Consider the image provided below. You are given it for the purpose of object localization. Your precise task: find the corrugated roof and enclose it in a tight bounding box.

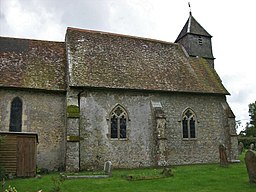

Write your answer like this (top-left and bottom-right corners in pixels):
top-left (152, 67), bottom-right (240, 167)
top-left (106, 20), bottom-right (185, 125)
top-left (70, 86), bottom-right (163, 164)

top-left (66, 27), bottom-right (229, 95)
top-left (0, 37), bottom-right (66, 91)
top-left (175, 13), bottom-right (212, 42)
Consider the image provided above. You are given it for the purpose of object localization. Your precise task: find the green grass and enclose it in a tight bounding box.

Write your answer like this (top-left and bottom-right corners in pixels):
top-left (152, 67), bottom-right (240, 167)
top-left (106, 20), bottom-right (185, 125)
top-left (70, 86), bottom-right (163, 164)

top-left (4, 153), bottom-right (256, 192)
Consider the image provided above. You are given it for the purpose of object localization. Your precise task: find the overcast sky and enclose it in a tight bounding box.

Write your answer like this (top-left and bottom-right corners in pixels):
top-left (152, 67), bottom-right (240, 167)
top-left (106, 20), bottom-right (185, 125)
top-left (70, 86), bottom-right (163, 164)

top-left (1, 0), bottom-right (255, 132)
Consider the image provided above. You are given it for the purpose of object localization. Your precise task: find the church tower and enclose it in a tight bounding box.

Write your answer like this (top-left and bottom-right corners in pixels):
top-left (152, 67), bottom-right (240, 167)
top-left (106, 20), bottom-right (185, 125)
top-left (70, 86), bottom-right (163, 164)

top-left (175, 12), bottom-right (215, 68)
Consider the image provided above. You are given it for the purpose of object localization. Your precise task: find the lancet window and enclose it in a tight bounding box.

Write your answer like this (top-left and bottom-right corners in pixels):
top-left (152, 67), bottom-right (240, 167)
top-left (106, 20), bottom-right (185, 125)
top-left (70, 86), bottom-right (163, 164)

top-left (10, 97), bottom-right (22, 132)
top-left (110, 105), bottom-right (128, 139)
top-left (182, 108), bottom-right (196, 139)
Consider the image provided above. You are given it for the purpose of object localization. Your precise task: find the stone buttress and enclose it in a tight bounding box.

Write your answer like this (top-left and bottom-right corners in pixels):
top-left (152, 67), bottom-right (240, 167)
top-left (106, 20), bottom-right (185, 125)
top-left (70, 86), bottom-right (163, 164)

top-left (151, 101), bottom-right (167, 166)
top-left (65, 89), bottom-right (81, 172)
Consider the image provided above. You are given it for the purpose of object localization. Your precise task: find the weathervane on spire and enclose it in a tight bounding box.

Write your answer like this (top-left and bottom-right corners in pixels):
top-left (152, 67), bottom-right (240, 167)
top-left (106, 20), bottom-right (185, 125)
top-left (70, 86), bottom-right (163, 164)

top-left (188, 2), bottom-right (192, 15)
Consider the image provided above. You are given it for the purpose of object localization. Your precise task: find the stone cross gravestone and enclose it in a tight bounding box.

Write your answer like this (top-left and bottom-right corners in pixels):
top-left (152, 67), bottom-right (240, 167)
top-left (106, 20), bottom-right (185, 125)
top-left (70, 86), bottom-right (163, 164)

top-left (219, 144), bottom-right (228, 167)
top-left (250, 143), bottom-right (255, 150)
top-left (238, 142), bottom-right (244, 155)
top-left (245, 150), bottom-right (256, 183)
top-left (104, 161), bottom-right (112, 176)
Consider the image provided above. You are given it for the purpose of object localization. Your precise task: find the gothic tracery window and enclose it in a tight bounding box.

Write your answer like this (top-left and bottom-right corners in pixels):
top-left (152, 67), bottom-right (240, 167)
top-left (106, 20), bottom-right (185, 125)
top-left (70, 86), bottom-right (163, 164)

top-left (182, 109), bottom-right (196, 139)
top-left (110, 105), bottom-right (128, 139)
top-left (9, 97), bottom-right (22, 132)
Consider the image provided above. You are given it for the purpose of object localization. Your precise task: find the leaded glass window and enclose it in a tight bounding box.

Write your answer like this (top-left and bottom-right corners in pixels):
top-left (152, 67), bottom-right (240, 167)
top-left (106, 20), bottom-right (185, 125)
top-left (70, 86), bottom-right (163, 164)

top-left (182, 109), bottom-right (196, 139)
top-left (110, 105), bottom-right (128, 139)
top-left (10, 97), bottom-right (22, 132)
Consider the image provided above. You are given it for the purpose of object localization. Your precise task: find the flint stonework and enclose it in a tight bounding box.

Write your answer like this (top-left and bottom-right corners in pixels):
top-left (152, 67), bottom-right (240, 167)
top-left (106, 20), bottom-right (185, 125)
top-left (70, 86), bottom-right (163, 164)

top-left (0, 90), bottom-right (65, 171)
top-left (78, 90), bottom-right (238, 169)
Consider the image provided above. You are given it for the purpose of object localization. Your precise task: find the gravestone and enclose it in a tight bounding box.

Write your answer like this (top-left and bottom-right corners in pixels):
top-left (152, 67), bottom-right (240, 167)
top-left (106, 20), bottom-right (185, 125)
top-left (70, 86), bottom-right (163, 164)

top-left (160, 167), bottom-right (173, 177)
top-left (250, 143), bottom-right (255, 150)
top-left (104, 161), bottom-right (112, 176)
top-left (238, 142), bottom-right (244, 154)
top-left (219, 144), bottom-right (228, 167)
top-left (244, 150), bottom-right (256, 183)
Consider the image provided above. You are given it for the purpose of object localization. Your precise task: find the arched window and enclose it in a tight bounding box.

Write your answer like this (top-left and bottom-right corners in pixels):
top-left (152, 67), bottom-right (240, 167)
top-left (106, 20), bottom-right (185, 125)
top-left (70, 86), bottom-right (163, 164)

top-left (9, 97), bottom-right (22, 132)
top-left (110, 105), bottom-right (128, 139)
top-left (182, 108), bottom-right (196, 139)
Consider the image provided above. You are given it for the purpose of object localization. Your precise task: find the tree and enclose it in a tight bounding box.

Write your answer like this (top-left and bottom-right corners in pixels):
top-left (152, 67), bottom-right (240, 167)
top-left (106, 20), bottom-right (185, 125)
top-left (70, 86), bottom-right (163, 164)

top-left (249, 101), bottom-right (256, 128)
top-left (241, 101), bottom-right (256, 137)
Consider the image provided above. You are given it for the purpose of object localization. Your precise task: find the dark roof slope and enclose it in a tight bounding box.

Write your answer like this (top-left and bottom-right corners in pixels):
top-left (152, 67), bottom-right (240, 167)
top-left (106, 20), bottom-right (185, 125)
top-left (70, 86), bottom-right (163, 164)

top-left (0, 37), bottom-right (66, 91)
top-left (66, 27), bottom-right (228, 95)
top-left (175, 13), bottom-right (212, 42)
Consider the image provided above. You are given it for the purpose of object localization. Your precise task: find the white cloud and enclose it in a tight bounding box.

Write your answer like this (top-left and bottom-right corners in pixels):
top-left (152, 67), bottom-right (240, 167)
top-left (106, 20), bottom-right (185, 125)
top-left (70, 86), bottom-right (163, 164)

top-left (0, 0), bottom-right (64, 40)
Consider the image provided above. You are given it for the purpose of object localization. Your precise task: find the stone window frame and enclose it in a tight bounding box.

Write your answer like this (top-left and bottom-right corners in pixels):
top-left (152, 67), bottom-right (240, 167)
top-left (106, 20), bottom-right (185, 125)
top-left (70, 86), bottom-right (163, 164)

top-left (9, 97), bottom-right (23, 132)
top-left (181, 108), bottom-right (197, 140)
top-left (109, 104), bottom-right (129, 140)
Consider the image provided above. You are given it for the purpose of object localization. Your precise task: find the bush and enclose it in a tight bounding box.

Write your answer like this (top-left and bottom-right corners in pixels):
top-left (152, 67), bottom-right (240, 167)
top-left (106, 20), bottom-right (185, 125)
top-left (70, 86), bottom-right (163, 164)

top-left (0, 166), bottom-right (6, 180)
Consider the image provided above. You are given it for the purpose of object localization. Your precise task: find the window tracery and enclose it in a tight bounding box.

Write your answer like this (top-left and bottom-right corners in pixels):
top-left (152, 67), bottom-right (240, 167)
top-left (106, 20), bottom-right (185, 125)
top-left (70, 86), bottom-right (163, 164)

top-left (110, 105), bottom-right (128, 139)
top-left (182, 108), bottom-right (196, 139)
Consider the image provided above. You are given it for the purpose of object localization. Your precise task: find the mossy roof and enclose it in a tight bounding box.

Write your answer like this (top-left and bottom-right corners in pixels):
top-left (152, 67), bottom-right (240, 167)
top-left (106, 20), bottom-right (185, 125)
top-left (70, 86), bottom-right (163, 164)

top-left (0, 36), bottom-right (66, 91)
top-left (66, 27), bottom-right (229, 95)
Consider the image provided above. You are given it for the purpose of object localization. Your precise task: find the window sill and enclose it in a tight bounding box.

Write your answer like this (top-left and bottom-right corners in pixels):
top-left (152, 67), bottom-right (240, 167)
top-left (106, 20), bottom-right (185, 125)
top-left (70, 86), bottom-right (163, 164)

top-left (110, 138), bottom-right (128, 141)
top-left (182, 138), bottom-right (197, 141)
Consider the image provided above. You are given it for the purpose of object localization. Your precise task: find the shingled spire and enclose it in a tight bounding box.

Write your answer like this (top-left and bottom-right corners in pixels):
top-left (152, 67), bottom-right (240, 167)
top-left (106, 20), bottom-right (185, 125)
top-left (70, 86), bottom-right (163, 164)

top-left (175, 11), bottom-right (215, 68)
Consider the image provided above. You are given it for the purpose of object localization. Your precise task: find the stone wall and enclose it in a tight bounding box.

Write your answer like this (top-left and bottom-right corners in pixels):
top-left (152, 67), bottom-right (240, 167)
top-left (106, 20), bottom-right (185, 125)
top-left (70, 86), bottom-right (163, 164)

top-left (79, 90), bottom-right (155, 169)
top-left (0, 87), bottom-right (237, 171)
top-left (79, 89), bottom-right (235, 169)
top-left (0, 89), bottom-right (66, 171)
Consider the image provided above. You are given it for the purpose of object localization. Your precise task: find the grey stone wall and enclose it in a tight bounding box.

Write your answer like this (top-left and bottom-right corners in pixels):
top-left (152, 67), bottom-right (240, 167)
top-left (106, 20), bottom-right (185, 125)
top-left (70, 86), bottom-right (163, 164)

top-left (0, 87), bottom-right (236, 171)
top-left (79, 89), bottom-right (235, 169)
top-left (0, 89), bottom-right (66, 171)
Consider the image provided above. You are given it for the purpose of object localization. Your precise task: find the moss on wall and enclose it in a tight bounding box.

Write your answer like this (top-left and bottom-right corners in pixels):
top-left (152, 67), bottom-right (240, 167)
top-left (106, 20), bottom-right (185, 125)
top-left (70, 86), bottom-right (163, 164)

top-left (67, 105), bottom-right (80, 118)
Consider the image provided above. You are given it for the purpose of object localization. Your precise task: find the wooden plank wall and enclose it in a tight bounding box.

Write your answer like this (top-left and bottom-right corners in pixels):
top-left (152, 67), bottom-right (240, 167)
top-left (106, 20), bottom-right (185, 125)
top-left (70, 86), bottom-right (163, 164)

top-left (0, 133), bottom-right (37, 177)
top-left (0, 134), bottom-right (17, 175)
top-left (17, 136), bottom-right (37, 177)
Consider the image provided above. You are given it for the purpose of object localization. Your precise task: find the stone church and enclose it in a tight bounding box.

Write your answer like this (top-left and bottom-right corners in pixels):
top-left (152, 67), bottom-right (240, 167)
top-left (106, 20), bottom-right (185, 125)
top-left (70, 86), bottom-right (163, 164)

top-left (0, 13), bottom-right (238, 172)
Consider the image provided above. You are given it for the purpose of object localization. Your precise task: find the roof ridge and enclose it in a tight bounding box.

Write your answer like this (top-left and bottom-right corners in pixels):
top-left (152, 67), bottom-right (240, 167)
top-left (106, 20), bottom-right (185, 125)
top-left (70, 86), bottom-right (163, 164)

top-left (66, 27), bottom-right (177, 46)
top-left (0, 36), bottom-right (64, 43)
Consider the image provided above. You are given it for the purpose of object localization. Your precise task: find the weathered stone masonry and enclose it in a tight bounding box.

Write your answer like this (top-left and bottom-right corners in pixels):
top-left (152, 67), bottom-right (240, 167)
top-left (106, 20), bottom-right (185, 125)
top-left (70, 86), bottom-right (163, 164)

top-left (77, 90), bottom-right (237, 169)
top-left (0, 89), bottom-right (66, 170)
top-left (65, 89), bottom-right (81, 172)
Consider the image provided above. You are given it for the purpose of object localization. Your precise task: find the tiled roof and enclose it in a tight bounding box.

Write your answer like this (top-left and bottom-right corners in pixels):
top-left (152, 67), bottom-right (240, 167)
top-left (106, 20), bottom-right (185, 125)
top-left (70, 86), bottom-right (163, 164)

top-left (175, 13), bottom-right (212, 42)
top-left (66, 27), bottom-right (229, 95)
top-left (0, 37), bottom-right (66, 91)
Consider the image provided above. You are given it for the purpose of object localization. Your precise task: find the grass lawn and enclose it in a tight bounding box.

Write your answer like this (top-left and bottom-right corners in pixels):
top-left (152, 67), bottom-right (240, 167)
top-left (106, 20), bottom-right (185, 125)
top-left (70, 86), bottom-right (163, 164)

top-left (4, 153), bottom-right (256, 192)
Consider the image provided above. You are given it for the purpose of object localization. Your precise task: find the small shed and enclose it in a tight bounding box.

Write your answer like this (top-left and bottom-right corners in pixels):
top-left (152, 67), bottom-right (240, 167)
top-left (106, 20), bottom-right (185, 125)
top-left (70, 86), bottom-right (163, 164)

top-left (0, 132), bottom-right (38, 177)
